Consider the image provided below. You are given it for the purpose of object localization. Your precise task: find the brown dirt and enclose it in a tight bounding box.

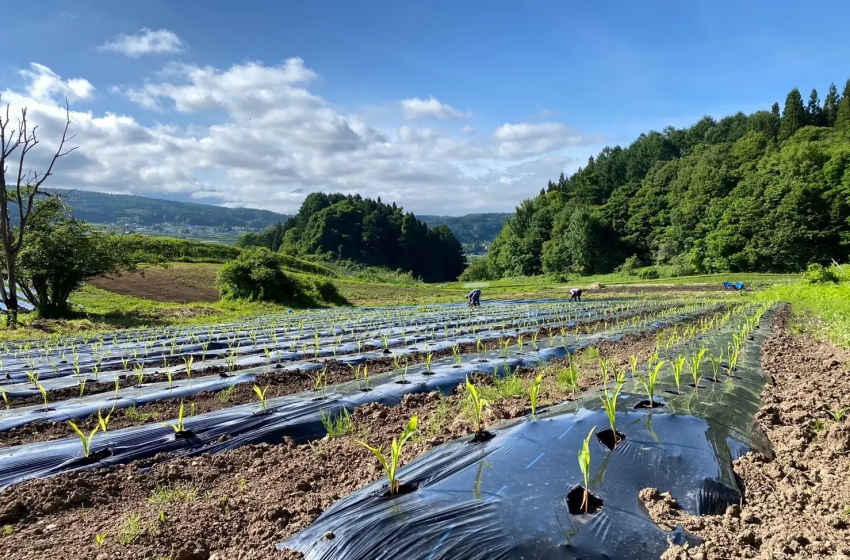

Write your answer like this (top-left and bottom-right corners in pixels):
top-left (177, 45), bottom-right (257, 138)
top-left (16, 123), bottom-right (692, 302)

top-left (640, 307), bottom-right (850, 559)
top-left (0, 319), bottom-right (708, 560)
top-left (89, 264), bottom-right (221, 304)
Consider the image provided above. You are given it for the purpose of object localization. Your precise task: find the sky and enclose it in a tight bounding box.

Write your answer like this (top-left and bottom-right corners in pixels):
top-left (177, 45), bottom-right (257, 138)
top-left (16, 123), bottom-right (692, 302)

top-left (1, 1), bottom-right (849, 216)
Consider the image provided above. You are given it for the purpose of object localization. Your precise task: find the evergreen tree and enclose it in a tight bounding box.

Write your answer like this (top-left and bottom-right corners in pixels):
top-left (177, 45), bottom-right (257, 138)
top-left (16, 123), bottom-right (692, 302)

top-left (836, 79), bottom-right (850, 133)
top-left (779, 88), bottom-right (806, 141)
top-left (823, 83), bottom-right (840, 127)
top-left (805, 88), bottom-right (824, 126)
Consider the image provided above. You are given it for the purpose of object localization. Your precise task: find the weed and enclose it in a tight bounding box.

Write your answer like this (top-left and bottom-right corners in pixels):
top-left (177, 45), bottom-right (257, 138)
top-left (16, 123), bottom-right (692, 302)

top-left (68, 422), bottom-right (99, 457)
top-left (216, 385), bottom-right (236, 404)
top-left (577, 426), bottom-right (595, 514)
top-left (320, 408), bottom-right (355, 437)
top-left (126, 406), bottom-right (158, 423)
top-left (556, 355), bottom-right (580, 397)
top-left (3, 525), bottom-right (14, 536)
top-left (310, 367), bottom-right (328, 399)
top-left (356, 415), bottom-right (418, 495)
top-left (116, 514), bottom-right (143, 545)
top-left (147, 485), bottom-right (198, 504)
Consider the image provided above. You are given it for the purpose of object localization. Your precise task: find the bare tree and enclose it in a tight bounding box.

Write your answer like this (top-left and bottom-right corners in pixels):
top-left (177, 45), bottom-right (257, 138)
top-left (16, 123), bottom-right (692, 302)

top-left (0, 96), bottom-right (77, 327)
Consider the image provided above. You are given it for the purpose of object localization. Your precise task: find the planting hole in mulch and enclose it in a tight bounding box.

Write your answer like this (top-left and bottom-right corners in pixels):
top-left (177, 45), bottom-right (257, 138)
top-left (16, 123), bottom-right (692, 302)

top-left (471, 430), bottom-right (496, 443)
top-left (664, 390), bottom-right (683, 396)
top-left (596, 429), bottom-right (626, 450)
top-left (634, 399), bottom-right (664, 409)
top-left (359, 387), bottom-right (373, 393)
top-left (687, 384), bottom-right (707, 389)
top-left (31, 407), bottom-right (56, 413)
top-left (375, 481), bottom-right (418, 498)
top-left (452, 365), bottom-right (463, 369)
top-left (394, 380), bottom-right (411, 385)
top-left (219, 373), bottom-right (231, 378)
top-left (567, 485), bottom-right (603, 515)
top-left (173, 430), bottom-right (195, 440)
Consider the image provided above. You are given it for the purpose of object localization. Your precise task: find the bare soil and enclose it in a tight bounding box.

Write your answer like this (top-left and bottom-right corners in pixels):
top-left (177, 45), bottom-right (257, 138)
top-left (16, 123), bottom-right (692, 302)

top-left (89, 264), bottom-right (221, 304)
top-left (0, 319), bottom-right (681, 560)
top-left (641, 307), bottom-right (850, 559)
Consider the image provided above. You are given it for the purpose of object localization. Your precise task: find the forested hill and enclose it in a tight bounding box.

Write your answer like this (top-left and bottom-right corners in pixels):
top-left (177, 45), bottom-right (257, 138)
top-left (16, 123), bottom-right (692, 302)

top-left (419, 213), bottom-right (511, 252)
top-left (477, 80), bottom-right (850, 279)
top-left (50, 189), bottom-right (287, 229)
top-left (237, 193), bottom-right (467, 282)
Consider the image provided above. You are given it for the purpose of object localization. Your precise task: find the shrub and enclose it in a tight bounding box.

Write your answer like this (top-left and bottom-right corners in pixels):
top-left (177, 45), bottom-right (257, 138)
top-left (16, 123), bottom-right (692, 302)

top-left (803, 263), bottom-right (841, 284)
top-left (216, 248), bottom-right (300, 303)
top-left (278, 254), bottom-right (337, 277)
top-left (637, 267), bottom-right (661, 280)
top-left (459, 257), bottom-right (496, 282)
top-left (620, 254), bottom-right (642, 276)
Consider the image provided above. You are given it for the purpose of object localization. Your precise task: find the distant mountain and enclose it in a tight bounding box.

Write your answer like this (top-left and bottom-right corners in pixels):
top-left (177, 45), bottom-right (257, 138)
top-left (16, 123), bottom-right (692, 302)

top-left (419, 213), bottom-right (511, 252)
top-left (49, 189), bottom-right (288, 229)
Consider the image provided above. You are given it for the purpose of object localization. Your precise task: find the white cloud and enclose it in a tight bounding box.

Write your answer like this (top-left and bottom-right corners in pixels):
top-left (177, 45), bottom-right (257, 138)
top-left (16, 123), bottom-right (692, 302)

top-left (19, 63), bottom-right (94, 103)
top-left (98, 28), bottom-right (185, 57)
top-left (400, 96), bottom-right (470, 120)
top-left (3, 61), bottom-right (601, 215)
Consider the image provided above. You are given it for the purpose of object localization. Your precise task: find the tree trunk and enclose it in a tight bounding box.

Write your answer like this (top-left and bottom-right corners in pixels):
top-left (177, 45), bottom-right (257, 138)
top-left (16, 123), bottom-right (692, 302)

top-left (5, 259), bottom-right (18, 328)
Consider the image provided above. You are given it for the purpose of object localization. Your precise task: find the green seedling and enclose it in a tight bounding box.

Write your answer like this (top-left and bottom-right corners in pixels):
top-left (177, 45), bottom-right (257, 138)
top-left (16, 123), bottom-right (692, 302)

top-left (0, 388), bottom-right (8, 409)
top-left (465, 376), bottom-right (488, 439)
top-left (253, 384), bottom-right (269, 413)
top-left (166, 368), bottom-right (174, 389)
top-left (516, 334), bottom-right (524, 351)
top-left (629, 355), bottom-right (638, 377)
top-left (425, 352), bottom-right (434, 373)
top-left (689, 348), bottom-right (707, 389)
top-left (161, 402), bottom-right (187, 434)
top-left (95, 533), bottom-right (107, 547)
top-left (827, 408), bottom-right (849, 422)
top-left (708, 350), bottom-right (723, 381)
top-left (311, 367), bottom-right (328, 399)
top-left (531, 332), bottom-right (539, 350)
top-left (97, 406), bottom-right (113, 432)
top-left (37, 383), bottom-right (49, 410)
top-left (600, 375), bottom-right (624, 446)
top-left (356, 414), bottom-right (418, 495)
top-left (672, 356), bottom-right (685, 394)
top-left (452, 345), bottom-right (461, 365)
top-left (635, 361), bottom-right (665, 406)
top-left (183, 356), bottom-right (194, 379)
top-left (577, 426), bottom-right (595, 514)
top-left (529, 372), bottom-right (543, 418)
top-left (78, 377), bottom-right (87, 398)
top-left (69, 422), bottom-right (99, 457)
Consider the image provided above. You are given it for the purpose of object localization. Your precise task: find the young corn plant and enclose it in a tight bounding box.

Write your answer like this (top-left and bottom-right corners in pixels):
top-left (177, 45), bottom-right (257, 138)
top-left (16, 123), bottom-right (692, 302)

top-left (689, 348), bottom-right (707, 389)
top-left (600, 375), bottom-right (624, 446)
top-left (465, 376), bottom-right (488, 440)
top-left (97, 406), bottom-right (113, 432)
top-left (529, 372), bottom-right (543, 418)
top-left (183, 356), bottom-right (194, 380)
top-left (577, 426), bottom-right (595, 514)
top-left (424, 352), bottom-right (434, 374)
top-left (311, 367), bottom-right (328, 399)
top-left (161, 402), bottom-right (187, 435)
top-left (0, 388), bottom-right (8, 409)
top-left (69, 422), bottom-right (99, 458)
top-left (672, 356), bottom-right (685, 394)
top-left (356, 415), bottom-right (418, 495)
top-left (253, 384), bottom-right (269, 413)
top-left (708, 350), bottom-right (723, 382)
top-left (37, 383), bottom-right (49, 411)
top-left (452, 345), bottom-right (461, 366)
top-left (635, 360), bottom-right (665, 407)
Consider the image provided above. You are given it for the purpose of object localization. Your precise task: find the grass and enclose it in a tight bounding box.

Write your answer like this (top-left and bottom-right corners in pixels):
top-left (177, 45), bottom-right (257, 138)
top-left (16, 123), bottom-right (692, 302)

top-left (755, 281), bottom-right (850, 347)
top-left (451, 271), bottom-right (797, 290)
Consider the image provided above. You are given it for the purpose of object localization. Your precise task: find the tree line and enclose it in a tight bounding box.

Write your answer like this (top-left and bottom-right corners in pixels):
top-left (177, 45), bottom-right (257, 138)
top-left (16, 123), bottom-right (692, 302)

top-left (238, 193), bottom-right (467, 282)
top-left (466, 80), bottom-right (850, 280)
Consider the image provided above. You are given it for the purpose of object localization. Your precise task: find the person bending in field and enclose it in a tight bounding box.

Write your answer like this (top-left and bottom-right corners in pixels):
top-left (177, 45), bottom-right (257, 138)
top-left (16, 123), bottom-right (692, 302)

top-left (467, 288), bottom-right (481, 307)
top-left (568, 288), bottom-right (582, 302)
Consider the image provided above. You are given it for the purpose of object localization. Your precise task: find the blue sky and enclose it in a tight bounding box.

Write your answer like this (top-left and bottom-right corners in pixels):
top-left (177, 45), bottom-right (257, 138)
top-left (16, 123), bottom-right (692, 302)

top-left (1, 0), bottom-right (849, 215)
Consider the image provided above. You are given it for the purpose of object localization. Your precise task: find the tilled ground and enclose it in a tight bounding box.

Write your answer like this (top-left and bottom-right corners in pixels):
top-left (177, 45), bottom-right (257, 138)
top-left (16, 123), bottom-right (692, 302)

top-left (641, 307), bottom-right (850, 559)
top-left (0, 320), bottom-right (674, 560)
top-left (0, 305), bottom-right (695, 448)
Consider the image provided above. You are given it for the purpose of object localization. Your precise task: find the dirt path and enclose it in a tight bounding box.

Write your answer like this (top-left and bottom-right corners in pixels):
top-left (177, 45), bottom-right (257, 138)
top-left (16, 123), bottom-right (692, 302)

top-left (641, 307), bottom-right (850, 559)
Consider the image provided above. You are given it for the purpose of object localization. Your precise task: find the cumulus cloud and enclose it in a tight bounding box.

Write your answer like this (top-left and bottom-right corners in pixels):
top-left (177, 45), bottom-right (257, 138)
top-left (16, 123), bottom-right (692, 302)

top-left (98, 28), bottom-right (185, 57)
top-left (3, 61), bottom-right (601, 214)
top-left (20, 63), bottom-right (94, 103)
top-left (400, 96), bottom-right (470, 120)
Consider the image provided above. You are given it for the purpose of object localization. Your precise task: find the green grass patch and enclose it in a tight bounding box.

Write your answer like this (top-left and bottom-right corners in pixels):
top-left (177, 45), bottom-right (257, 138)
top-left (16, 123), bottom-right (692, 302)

top-left (756, 281), bottom-right (850, 347)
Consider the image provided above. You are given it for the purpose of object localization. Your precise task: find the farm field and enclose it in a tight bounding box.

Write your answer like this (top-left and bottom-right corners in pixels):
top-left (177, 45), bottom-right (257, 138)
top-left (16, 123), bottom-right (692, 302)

top-left (0, 291), bottom-right (844, 559)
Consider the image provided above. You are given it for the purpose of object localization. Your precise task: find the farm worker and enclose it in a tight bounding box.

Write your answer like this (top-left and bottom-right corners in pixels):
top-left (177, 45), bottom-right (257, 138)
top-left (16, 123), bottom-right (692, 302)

top-left (568, 288), bottom-right (582, 302)
top-left (467, 289), bottom-right (481, 307)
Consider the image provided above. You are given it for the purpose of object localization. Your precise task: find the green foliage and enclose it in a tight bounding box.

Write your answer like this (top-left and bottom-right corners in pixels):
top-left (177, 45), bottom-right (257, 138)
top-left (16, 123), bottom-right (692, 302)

top-left (484, 79), bottom-right (850, 278)
top-left (120, 234), bottom-right (240, 263)
top-left (216, 247), bottom-right (344, 306)
top-left (803, 263), bottom-right (842, 284)
top-left (320, 408), bottom-right (355, 437)
top-left (356, 415), bottom-right (418, 494)
top-left (459, 257), bottom-right (497, 282)
top-left (418, 213), bottom-right (511, 254)
top-left (577, 426), bottom-right (595, 514)
top-left (249, 193), bottom-right (466, 282)
top-left (16, 201), bottom-right (140, 318)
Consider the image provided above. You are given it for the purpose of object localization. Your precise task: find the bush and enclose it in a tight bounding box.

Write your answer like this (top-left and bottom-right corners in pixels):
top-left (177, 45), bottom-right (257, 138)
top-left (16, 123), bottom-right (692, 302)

top-left (278, 253), bottom-right (337, 277)
top-left (459, 258), bottom-right (496, 282)
top-left (620, 254), bottom-right (642, 276)
top-left (802, 263), bottom-right (841, 284)
top-left (637, 267), bottom-right (661, 280)
top-left (216, 248), bottom-right (300, 303)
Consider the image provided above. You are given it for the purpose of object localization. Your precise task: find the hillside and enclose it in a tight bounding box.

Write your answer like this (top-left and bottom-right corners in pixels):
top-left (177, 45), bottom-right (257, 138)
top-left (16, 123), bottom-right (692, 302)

top-left (419, 213), bottom-right (510, 254)
top-left (238, 193), bottom-right (466, 282)
top-left (51, 189), bottom-right (287, 230)
top-left (474, 80), bottom-right (850, 280)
